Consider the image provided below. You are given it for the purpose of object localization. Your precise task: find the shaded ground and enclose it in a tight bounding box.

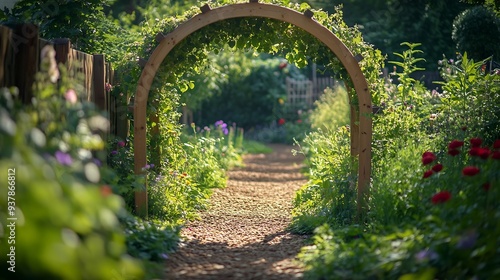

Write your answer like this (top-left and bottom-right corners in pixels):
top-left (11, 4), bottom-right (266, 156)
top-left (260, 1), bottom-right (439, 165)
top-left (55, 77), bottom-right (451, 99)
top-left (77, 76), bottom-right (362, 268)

top-left (164, 144), bottom-right (309, 279)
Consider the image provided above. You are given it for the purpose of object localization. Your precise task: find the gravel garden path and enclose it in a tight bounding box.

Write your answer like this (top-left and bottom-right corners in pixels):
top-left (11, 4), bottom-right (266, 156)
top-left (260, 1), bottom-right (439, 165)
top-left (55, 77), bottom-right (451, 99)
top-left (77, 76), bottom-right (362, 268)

top-left (164, 144), bottom-right (309, 279)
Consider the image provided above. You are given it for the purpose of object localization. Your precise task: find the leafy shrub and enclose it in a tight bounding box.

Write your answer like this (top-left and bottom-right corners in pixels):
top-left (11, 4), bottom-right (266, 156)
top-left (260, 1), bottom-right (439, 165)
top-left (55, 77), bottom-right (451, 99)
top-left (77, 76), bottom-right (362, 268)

top-left (120, 215), bottom-right (180, 262)
top-left (309, 84), bottom-right (350, 131)
top-left (435, 53), bottom-right (500, 144)
top-left (296, 43), bottom-right (500, 279)
top-left (290, 126), bottom-right (356, 234)
top-left (452, 6), bottom-right (500, 61)
top-left (300, 137), bottom-right (500, 279)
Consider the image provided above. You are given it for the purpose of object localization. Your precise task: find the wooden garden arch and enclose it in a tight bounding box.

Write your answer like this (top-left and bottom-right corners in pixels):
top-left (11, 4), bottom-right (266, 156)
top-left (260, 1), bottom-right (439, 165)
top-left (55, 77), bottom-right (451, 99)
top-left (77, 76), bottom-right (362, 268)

top-left (133, 1), bottom-right (372, 217)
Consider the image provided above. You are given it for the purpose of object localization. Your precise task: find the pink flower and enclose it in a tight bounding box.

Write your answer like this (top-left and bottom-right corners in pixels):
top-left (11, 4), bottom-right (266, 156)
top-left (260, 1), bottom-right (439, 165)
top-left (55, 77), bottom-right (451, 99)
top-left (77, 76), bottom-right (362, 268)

top-left (64, 89), bottom-right (78, 104)
top-left (431, 190), bottom-right (452, 204)
top-left (105, 83), bottom-right (113, 93)
top-left (462, 166), bottom-right (480, 176)
top-left (117, 141), bottom-right (126, 148)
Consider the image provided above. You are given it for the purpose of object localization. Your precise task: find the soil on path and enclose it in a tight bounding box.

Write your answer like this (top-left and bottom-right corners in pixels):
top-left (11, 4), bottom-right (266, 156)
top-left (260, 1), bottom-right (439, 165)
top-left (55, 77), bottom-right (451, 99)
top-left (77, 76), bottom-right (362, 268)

top-left (164, 144), bottom-right (309, 280)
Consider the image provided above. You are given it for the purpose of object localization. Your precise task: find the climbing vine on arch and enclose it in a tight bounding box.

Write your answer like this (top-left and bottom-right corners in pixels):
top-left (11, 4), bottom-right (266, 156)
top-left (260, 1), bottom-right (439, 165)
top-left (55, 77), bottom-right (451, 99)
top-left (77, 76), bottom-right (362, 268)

top-left (118, 0), bottom-right (385, 183)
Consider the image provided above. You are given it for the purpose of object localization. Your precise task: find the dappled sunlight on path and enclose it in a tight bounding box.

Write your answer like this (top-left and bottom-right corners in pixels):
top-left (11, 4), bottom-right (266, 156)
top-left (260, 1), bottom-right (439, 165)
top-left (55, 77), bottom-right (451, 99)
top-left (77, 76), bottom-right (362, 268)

top-left (164, 144), bottom-right (309, 279)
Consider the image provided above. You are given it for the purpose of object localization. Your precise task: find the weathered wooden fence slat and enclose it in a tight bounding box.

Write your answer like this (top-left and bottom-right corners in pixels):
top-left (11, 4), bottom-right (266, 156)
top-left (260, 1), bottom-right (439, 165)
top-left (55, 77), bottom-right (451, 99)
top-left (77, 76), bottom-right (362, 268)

top-left (0, 24), bottom-right (123, 162)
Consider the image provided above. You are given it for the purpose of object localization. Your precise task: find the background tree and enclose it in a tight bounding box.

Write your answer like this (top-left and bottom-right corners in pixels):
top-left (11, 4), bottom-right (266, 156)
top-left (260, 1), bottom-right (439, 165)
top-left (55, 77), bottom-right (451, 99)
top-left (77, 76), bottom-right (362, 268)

top-left (452, 6), bottom-right (500, 61)
top-left (2, 0), bottom-right (120, 55)
top-left (306, 0), bottom-right (472, 70)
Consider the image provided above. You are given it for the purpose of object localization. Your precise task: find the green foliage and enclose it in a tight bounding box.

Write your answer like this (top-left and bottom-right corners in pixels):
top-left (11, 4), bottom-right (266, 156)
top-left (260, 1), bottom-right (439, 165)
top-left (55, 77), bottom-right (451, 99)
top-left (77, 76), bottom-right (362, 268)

top-left (452, 6), bottom-right (500, 61)
top-left (2, 0), bottom-right (120, 55)
top-left (120, 215), bottom-right (180, 262)
top-left (192, 52), bottom-right (290, 129)
top-left (323, 0), bottom-right (472, 71)
top-left (435, 53), bottom-right (500, 143)
top-left (295, 41), bottom-right (500, 280)
top-left (0, 46), bottom-right (143, 279)
top-left (309, 84), bottom-right (350, 131)
top-left (301, 138), bottom-right (500, 279)
top-left (290, 126), bottom-right (356, 234)
top-left (460, 0), bottom-right (500, 13)
top-left (241, 139), bottom-right (274, 154)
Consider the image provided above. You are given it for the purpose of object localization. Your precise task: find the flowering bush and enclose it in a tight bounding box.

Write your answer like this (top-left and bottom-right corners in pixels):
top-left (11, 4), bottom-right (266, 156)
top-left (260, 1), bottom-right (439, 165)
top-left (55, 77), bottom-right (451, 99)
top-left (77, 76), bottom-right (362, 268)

top-left (0, 46), bottom-right (143, 279)
top-left (300, 137), bottom-right (500, 279)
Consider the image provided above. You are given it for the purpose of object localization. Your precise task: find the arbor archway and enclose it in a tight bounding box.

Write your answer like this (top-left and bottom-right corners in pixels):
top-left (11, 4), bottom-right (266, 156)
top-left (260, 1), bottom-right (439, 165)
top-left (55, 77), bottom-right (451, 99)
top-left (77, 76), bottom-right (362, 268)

top-left (133, 1), bottom-right (372, 217)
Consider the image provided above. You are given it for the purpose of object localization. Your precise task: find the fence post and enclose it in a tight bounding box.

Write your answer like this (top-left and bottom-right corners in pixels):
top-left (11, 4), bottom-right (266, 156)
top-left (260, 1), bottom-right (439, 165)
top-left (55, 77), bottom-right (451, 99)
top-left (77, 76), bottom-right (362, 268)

top-left (13, 24), bottom-right (39, 104)
top-left (93, 54), bottom-right (106, 111)
top-left (0, 26), bottom-right (12, 88)
top-left (53, 38), bottom-right (70, 65)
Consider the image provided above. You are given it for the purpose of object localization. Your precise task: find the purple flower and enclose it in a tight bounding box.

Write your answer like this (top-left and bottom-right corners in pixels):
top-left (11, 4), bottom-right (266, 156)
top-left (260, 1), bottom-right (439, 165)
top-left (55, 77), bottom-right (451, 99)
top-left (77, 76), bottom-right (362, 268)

top-left (150, 164), bottom-right (155, 168)
top-left (457, 231), bottom-right (478, 249)
top-left (55, 151), bottom-right (72, 166)
top-left (222, 128), bottom-right (229, 135)
top-left (415, 249), bottom-right (438, 262)
top-left (215, 120), bottom-right (224, 127)
top-left (111, 150), bottom-right (118, 156)
top-left (160, 253), bottom-right (168, 260)
top-left (92, 158), bottom-right (102, 166)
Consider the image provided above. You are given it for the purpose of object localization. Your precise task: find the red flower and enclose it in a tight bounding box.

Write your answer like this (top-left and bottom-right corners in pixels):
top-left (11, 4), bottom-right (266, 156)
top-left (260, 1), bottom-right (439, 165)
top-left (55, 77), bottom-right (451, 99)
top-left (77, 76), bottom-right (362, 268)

top-left (477, 148), bottom-right (490, 159)
top-left (423, 170), bottom-right (433, 178)
top-left (432, 164), bottom-right (443, 173)
top-left (469, 147), bottom-right (479, 157)
top-left (493, 139), bottom-right (500, 150)
top-left (431, 190), bottom-right (452, 204)
top-left (462, 166), bottom-right (480, 176)
top-left (448, 140), bottom-right (464, 149)
top-left (296, 119), bottom-right (302, 124)
top-left (279, 62), bottom-right (288, 69)
top-left (278, 118), bottom-right (286, 125)
top-left (469, 138), bottom-right (482, 148)
top-left (492, 151), bottom-right (500, 160)
top-left (100, 185), bottom-right (113, 197)
top-left (448, 149), bottom-right (460, 156)
top-left (422, 151), bottom-right (436, 165)
top-left (482, 182), bottom-right (491, 191)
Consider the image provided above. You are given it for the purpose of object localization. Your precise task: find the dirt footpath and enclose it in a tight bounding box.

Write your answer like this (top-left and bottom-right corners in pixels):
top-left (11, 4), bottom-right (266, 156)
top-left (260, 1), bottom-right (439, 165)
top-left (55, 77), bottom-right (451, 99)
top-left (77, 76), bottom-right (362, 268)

top-left (164, 144), bottom-right (309, 280)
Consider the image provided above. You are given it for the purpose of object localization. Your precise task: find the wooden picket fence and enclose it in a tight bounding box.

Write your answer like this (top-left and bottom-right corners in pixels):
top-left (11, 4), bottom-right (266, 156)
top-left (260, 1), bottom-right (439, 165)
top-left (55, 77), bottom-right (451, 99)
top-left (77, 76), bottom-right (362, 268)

top-left (285, 76), bottom-right (335, 108)
top-left (0, 24), bottom-right (128, 141)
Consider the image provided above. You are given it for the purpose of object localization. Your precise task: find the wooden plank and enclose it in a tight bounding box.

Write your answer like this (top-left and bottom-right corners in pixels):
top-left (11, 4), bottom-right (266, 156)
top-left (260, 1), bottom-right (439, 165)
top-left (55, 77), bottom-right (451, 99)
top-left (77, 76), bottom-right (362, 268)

top-left (14, 24), bottom-right (39, 104)
top-left (53, 38), bottom-right (70, 65)
top-left (93, 54), bottom-right (106, 111)
top-left (0, 26), bottom-right (12, 88)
